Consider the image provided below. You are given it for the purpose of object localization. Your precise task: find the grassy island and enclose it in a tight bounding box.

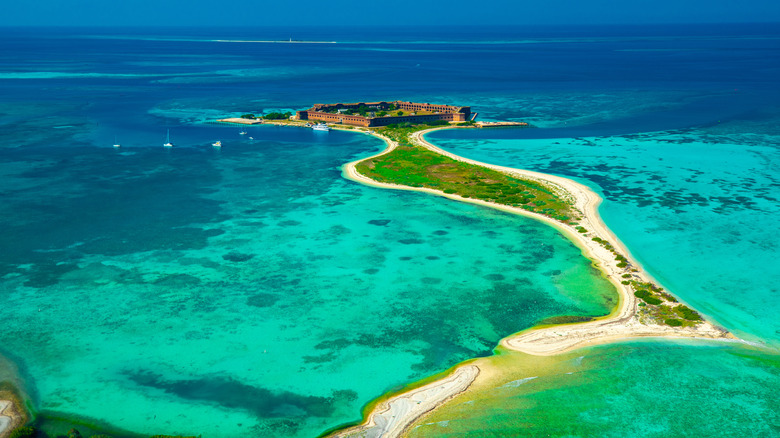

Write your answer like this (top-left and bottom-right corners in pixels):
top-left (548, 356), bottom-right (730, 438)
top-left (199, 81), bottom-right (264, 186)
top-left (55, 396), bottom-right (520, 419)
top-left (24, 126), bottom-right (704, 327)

top-left (356, 125), bottom-right (579, 224)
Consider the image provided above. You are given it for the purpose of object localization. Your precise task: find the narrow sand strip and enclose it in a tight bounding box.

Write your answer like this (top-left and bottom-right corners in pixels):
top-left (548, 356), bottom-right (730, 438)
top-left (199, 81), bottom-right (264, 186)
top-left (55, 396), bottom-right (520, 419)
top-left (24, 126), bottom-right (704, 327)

top-left (332, 366), bottom-right (479, 438)
top-left (334, 126), bottom-right (734, 437)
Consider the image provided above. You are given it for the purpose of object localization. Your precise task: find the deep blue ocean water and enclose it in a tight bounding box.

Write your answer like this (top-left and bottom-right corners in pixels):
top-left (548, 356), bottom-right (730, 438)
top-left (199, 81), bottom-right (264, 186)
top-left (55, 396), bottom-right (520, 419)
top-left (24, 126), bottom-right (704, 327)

top-left (1, 24), bottom-right (779, 437)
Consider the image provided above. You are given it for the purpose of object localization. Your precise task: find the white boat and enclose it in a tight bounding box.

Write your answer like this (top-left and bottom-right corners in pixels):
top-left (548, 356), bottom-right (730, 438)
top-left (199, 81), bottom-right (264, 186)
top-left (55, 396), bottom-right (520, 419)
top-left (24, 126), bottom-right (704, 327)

top-left (164, 129), bottom-right (174, 147)
top-left (239, 130), bottom-right (248, 135)
top-left (113, 136), bottom-right (121, 148)
top-left (212, 140), bottom-right (222, 147)
top-left (312, 123), bottom-right (330, 132)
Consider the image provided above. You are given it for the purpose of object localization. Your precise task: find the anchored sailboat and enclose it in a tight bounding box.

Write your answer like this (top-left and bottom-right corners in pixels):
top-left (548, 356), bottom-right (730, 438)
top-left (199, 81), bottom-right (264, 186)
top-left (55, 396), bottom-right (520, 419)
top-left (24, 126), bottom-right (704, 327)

top-left (164, 129), bottom-right (174, 147)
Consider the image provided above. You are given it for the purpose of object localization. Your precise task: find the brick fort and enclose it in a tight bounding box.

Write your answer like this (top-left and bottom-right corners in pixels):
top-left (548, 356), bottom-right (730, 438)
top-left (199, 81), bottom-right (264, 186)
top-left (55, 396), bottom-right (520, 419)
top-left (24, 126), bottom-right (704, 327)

top-left (296, 100), bottom-right (473, 127)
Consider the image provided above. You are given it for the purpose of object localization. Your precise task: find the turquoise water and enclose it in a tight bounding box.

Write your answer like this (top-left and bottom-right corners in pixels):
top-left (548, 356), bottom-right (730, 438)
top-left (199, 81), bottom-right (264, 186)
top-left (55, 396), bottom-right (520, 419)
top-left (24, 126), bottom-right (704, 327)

top-left (0, 122), bottom-right (615, 436)
top-left (3, 24), bottom-right (780, 436)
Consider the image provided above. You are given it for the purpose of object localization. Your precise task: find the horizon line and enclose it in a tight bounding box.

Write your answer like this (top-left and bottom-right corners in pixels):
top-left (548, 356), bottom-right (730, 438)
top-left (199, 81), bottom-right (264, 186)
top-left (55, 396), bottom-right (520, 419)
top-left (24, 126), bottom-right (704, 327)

top-left (1, 21), bottom-right (780, 28)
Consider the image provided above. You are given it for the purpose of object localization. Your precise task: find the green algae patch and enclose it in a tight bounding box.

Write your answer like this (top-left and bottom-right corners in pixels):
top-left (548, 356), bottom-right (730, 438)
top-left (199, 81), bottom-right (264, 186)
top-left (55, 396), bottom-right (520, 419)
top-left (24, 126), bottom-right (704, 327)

top-left (356, 125), bottom-right (578, 223)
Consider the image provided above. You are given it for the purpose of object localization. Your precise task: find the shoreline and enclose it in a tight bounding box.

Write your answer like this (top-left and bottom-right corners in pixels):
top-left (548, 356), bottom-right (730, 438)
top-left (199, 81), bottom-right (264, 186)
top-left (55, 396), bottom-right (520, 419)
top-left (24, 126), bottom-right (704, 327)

top-left (335, 125), bottom-right (735, 437)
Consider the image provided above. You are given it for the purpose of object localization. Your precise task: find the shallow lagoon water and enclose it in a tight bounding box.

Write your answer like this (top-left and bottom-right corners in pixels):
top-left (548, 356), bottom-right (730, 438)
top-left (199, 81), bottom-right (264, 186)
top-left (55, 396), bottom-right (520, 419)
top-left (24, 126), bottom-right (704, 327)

top-left (2, 24), bottom-right (779, 437)
top-left (0, 124), bottom-right (616, 436)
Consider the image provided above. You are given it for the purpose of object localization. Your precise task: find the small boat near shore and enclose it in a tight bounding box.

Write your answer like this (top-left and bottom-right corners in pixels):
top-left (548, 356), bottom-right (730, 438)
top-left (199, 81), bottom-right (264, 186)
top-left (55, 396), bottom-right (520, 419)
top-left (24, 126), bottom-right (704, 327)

top-left (312, 123), bottom-right (330, 132)
top-left (212, 140), bottom-right (222, 147)
top-left (239, 130), bottom-right (248, 135)
top-left (113, 136), bottom-right (121, 148)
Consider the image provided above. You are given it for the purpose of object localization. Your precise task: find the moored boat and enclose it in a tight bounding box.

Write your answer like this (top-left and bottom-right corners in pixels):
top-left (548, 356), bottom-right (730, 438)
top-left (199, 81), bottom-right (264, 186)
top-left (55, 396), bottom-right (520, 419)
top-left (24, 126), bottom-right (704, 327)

top-left (164, 129), bottom-right (174, 147)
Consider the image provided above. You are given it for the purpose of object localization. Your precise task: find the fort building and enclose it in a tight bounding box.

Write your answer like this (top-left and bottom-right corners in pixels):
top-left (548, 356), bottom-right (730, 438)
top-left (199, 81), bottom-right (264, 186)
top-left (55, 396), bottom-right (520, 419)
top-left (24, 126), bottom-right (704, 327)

top-left (295, 101), bottom-right (473, 127)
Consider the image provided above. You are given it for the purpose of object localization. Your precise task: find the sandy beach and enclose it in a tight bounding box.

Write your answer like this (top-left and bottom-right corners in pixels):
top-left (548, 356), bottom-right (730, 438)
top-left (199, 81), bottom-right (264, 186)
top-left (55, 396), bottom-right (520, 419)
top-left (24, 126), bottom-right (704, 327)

top-left (336, 126), bottom-right (735, 437)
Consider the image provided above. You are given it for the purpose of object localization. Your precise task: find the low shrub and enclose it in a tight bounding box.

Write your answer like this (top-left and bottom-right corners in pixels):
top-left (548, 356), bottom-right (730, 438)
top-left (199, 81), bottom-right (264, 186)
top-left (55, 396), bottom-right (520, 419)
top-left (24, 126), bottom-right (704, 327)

top-left (634, 290), bottom-right (662, 305)
top-left (677, 305), bottom-right (702, 321)
top-left (263, 112), bottom-right (291, 120)
top-left (665, 319), bottom-right (683, 327)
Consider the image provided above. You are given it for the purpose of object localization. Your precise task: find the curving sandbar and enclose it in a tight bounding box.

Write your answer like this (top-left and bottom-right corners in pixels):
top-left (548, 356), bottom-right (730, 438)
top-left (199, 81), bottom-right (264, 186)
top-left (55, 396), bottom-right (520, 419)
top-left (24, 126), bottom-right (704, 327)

top-left (334, 126), bottom-right (735, 438)
top-left (331, 366), bottom-right (480, 438)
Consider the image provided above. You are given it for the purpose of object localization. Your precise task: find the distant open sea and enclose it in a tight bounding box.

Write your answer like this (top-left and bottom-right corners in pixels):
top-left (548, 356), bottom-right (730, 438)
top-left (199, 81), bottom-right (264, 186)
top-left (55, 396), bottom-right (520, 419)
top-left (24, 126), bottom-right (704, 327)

top-left (1, 24), bottom-right (779, 437)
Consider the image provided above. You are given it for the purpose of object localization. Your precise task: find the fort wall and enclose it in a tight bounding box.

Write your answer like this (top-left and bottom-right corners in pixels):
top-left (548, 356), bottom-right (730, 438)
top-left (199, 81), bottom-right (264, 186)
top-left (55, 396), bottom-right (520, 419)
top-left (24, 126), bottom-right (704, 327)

top-left (296, 100), bottom-right (471, 127)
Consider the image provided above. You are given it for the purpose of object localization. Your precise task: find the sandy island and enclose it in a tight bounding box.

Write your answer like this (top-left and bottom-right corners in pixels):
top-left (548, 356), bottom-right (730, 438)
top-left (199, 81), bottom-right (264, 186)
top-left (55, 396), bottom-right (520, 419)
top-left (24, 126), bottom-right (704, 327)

top-left (331, 126), bottom-right (735, 438)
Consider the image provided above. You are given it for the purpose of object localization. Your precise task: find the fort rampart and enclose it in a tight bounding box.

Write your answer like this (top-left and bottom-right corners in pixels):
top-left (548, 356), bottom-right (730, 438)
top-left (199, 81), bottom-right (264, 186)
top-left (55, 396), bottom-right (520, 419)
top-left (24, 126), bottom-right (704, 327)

top-left (296, 101), bottom-right (471, 127)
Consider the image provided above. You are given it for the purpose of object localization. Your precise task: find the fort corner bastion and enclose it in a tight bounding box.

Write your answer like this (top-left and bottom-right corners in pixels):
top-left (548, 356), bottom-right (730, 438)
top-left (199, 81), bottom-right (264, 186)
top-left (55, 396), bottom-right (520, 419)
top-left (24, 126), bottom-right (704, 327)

top-left (295, 100), bottom-right (474, 127)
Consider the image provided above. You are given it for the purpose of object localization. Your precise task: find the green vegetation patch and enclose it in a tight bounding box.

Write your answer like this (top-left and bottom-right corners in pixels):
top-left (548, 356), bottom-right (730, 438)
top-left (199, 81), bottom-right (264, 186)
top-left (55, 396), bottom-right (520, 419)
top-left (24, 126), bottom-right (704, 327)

top-left (262, 112), bottom-right (291, 120)
top-left (634, 289), bottom-right (662, 305)
top-left (675, 305), bottom-right (702, 321)
top-left (356, 125), bottom-right (578, 222)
